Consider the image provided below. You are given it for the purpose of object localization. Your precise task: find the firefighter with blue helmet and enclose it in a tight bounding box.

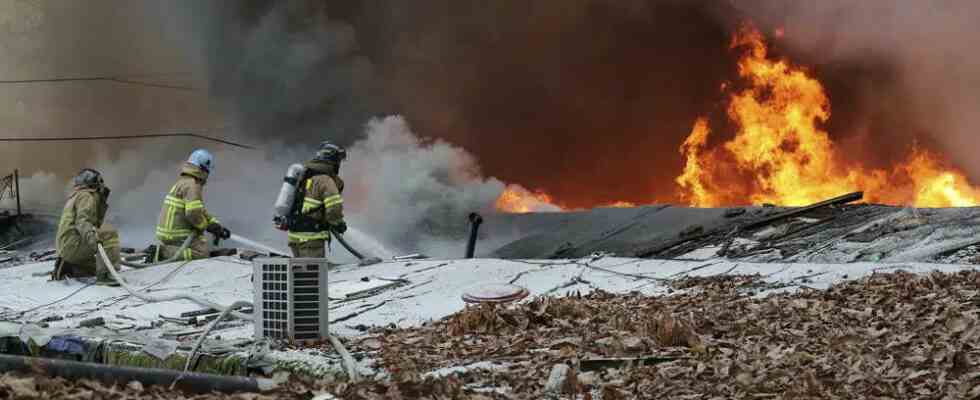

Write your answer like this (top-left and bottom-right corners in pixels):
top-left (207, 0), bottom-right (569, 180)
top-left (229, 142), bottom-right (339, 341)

top-left (152, 149), bottom-right (230, 261)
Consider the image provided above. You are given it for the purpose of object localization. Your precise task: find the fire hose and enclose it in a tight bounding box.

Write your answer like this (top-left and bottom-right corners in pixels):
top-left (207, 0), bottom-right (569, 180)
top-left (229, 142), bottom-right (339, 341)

top-left (118, 234), bottom-right (196, 269)
top-left (97, 242), bottom-right (252, 320)
top-left (329, 227), bottom-right (382, 266)
top-left (95, 242), bottom-right (362, 382)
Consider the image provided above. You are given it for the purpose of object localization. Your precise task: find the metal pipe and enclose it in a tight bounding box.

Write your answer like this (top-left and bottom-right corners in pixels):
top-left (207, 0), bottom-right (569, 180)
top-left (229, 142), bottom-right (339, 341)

top-left (13, 169), bottom-right (20, 217)
top-left (465, 212), bottom-right (483, 259)
top-left (0, 353), bottom-right (276, 393)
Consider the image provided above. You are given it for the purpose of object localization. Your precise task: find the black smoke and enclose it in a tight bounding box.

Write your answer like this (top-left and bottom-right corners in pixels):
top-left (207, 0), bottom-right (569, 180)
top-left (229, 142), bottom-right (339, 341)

top-left (178, 0), bottom-right (955, 208)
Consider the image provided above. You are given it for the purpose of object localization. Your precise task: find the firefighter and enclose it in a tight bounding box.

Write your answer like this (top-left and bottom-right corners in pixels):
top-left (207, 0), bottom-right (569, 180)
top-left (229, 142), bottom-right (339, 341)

top-left (287, 142), bottom-right (348, 258)
top-left (152, 149), bottom-right (230, 261)
top-left (53, 168), bottom-right (120, 284)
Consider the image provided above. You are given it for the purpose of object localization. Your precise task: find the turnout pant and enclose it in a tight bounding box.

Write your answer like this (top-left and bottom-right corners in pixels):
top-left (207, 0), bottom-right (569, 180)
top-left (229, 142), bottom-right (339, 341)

top-left (289, 239), bottom-right (326, 258)
top-left (55, 224), bottom-right (120, 279)
top-left (159, 234), bottom-right (210, 261)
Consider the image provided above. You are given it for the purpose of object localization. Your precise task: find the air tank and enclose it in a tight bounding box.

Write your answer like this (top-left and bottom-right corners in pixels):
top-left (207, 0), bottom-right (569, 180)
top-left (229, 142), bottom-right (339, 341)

top-left (274, 163), bottom-right (306, 219)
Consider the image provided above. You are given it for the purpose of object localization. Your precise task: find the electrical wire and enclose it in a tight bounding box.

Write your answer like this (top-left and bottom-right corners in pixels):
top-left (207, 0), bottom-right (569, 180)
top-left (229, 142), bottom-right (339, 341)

top-left (0, 282), bottom-right (95, 321)
top-left (98, 243), bottom-right (252, 321)
top-left (0, 75), bottom-right (199, 91)
top-left (0, 255), bottom-right (191, 322)
top-left (0, 132), bottom-right (255, 150)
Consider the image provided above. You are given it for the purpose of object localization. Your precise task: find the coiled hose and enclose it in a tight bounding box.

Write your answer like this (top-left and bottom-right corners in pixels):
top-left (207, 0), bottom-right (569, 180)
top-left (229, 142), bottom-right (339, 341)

top-left (96, 242), bottom-right (252, 320)
top-left (96, 241), bottom-right (361, 381)
top-left (119, 235), bottom-right (196, 269)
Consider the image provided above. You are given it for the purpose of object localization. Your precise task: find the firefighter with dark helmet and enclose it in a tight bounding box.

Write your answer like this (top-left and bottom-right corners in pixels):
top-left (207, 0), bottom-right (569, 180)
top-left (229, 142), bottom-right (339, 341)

top-left (284, 141), bottom-right (348, 258)
top-left (152, 149), bottom-right (230, 261)
top-left (53, 168), bottom-right (121, 285)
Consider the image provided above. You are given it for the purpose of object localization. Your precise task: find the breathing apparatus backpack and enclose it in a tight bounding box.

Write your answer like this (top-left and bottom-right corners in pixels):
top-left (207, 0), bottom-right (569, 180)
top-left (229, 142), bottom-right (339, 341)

top-left (273, 164), bottom-right (343, 232)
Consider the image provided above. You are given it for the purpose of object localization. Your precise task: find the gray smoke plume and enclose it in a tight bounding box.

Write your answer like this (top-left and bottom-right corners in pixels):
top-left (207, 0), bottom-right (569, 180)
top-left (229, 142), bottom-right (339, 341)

top-left (168, 0), bottom-right (385, 146)
top-left (344, 116), bottom-right (507, 256)
top-left (0, 1), bottom-right (510, 258)
top-left (10, 0), bottom-right (980, 257)
top-left (87, 115), bottom-right (509, 259)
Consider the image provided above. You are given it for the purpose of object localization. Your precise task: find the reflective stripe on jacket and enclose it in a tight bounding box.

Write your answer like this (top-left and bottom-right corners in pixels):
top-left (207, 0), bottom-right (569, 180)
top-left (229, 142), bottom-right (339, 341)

top-left (287, 175), bottom-right (344, 244)
top-left (156, 163), bottom-right (217, 242)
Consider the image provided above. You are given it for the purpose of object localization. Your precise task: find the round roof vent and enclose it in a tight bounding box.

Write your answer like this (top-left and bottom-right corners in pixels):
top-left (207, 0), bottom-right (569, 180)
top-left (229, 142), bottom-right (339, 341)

top-left (461, 283), bottom-right (530, 304)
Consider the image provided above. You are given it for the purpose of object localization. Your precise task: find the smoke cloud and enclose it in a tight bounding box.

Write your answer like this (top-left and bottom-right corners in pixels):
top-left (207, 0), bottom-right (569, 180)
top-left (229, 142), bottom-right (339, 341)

top-left (0, 171), bottom-right (64, 213)
top-left (87, 115), bottom-right (509, 259)
top-left (171, 1), bottom-right (385, 145)
top-left (7, 0), bottom-right (980, 257)
top-left (344, 115), bottom-right (507, 256)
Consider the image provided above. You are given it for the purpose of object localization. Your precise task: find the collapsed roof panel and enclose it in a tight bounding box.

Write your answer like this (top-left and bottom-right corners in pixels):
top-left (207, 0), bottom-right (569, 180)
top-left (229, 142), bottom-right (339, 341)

top-left (488, 194), bottom-right (980, 264)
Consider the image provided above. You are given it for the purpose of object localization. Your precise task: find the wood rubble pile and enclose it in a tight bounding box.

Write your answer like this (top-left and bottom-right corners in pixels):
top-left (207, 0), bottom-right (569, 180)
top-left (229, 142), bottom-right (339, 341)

top-left (1, 270), bottom-right (979, 398)
top-left (353, 270), bottom-right (980, 399)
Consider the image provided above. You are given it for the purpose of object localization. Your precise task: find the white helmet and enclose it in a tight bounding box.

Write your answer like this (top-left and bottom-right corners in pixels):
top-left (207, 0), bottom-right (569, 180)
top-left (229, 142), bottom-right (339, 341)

top-left (187, 149), bottom-right (214, 174)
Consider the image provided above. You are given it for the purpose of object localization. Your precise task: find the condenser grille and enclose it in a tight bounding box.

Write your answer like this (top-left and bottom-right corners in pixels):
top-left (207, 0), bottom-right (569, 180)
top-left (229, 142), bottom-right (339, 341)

top-left (292, 263), bottom-right (322, 340)
top-left (254, 258), bottom-right (330, 342)
top-left (261, 263), bottom-right (290, 339)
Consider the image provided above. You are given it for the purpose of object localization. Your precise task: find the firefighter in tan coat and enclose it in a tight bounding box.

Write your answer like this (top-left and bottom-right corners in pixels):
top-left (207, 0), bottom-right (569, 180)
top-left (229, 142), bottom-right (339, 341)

top-left (287, 142), bottom-right (347, 258)
top-left (153, 149), bottom-right (230, 261)
top-left (54, 168), bottom-right (120, 284)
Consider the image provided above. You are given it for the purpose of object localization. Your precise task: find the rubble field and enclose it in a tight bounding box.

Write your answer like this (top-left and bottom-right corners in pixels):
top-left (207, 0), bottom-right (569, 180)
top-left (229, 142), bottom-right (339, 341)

top-left (3, 269), bottom-right (979, 399)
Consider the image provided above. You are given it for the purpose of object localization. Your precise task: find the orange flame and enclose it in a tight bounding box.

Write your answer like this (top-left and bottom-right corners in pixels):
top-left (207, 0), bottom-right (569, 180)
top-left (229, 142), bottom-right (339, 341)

top-left (676, 25), bottom-right (980, 208)
top-left (495, 185), bottom-right (562, 213)
top-left (599, 201), bottom-right (637, 208)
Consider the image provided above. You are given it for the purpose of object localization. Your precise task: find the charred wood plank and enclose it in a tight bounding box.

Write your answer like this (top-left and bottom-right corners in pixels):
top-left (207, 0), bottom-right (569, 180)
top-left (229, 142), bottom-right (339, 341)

top-left (580, 356), bottom-right (679, 372)
top-left (741, 191), bottom-right (863, 231)
top-left (635, 230), bottom-right (718, 258)
top-left (636, 192), bottom-right (863, 259)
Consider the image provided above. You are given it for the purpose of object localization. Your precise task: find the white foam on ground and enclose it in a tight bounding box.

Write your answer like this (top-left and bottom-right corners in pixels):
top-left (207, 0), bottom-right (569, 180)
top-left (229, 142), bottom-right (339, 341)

top-left (0, 256), bottom-right (976, 340)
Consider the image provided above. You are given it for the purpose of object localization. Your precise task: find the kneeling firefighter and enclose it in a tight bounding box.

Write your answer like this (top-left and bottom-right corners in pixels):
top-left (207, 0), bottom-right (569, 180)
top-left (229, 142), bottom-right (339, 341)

top-left (152, 149), bottom-right (230, 261)
top-left (54, 168), bottom-right (120, 284)
top-left (274, 142), bottom-right (348, 258)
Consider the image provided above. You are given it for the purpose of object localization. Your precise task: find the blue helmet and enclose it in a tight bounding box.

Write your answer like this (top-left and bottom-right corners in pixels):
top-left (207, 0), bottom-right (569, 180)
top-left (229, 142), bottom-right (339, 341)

top-left (187, 149), bottom-right (214, 174)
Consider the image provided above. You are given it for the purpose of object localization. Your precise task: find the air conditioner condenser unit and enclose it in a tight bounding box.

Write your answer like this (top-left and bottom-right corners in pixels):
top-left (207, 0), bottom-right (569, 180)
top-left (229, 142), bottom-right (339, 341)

top-left (252, 258), bottom-right (330, 342)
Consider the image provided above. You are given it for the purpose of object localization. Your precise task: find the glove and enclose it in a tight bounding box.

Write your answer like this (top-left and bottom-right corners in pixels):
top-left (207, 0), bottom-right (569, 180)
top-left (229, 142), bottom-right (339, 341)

top-left (331, 221), bottom-right (348, 234)
top-left (273, 216), bottom-right (288, 231)
top-left (206, 222), bottom-right (226, 237)
top-left (220, 226), bottom-right (231, 239)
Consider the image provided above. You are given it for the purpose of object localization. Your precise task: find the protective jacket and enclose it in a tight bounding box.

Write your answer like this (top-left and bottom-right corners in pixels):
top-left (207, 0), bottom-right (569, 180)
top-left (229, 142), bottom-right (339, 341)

top-left (56, 186), bottom-right (109, 264)
top-left (156, 163), bottom-right (218, 244)
top-left (287, 160), bottom-right (345, 244)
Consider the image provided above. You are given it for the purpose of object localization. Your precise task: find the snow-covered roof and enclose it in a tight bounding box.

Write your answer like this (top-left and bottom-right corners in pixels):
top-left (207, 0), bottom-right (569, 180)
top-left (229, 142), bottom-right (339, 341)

top-left (2, 255), bottom-right (977, 341)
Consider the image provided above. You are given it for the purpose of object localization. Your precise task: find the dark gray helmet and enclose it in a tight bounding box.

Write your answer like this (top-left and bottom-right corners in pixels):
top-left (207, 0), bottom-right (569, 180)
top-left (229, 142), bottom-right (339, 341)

top-left (314, 142), bottom-right (347, 163)
top-left (73, 168), bottom-right (104, 188)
